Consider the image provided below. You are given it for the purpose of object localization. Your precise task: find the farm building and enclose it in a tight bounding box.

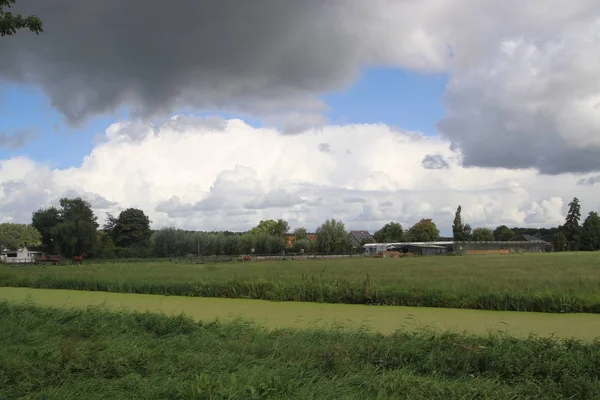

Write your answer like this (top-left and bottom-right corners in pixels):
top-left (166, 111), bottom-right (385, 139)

top-left (363, 241), bottom-right (454, 255)
top-left (364, 238), bottom-right (552, 256)
top-left (349, 230), bottom-right (375, 248)
top-left (387, 243), bottom-right (448, 256)
top-left (0, 246), bottom-right (44, 264)
top-left (453, 238), bottom-right (552, 254)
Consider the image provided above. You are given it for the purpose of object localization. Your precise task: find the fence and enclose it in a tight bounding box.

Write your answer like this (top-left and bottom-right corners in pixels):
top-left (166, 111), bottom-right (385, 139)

top-left (0, 252), bottom-right (367, 266)
top-left (453, 240), bottom-right (552, 255)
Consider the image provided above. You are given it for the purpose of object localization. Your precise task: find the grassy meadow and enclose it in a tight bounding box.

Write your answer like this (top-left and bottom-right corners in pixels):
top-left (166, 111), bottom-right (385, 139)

top-left (2, 301), bottom-right (600, 399)
top-left (1, 252), bottom-right (600, 312)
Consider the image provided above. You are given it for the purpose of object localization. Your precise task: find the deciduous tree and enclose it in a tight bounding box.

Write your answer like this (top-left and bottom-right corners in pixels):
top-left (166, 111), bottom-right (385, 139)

top-left (471, 227), bottom-right (494, 241)
top-left (553, 229), bottom-right (567, 252)
top-left (315, 219), bottom-right (350, 254)
top-left (109, 208), bottom-right (152, 249)
top-left (407, 219), bottom-right (440, 242)
top-left (0, 223), bottom-right (41, 250)
top-left (581, 211), bottom-right (600, 251)
top-left (249, 219), bottom-right (289, 237)
top-left (0, 0), bottom-right (43, 37)
top-left (51, 198), bottom-right (99, 257)
top-left (31, 206), bottom-right (61, 253)
top-left (293, 227), bottom-right (307, 240)
top-left (374, 222), bottom-right (404, 243)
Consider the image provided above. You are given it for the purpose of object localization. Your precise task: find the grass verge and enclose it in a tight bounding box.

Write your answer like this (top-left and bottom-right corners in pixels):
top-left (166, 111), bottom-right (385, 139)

top-left (2, 252), bottom-right (600, 312)
top-left (2, 301), bottom-right (600, 399)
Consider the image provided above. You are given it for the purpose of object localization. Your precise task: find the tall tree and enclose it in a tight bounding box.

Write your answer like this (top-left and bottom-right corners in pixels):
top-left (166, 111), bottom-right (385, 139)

top-left (0, 223), bottom-right (41, 250)
top-left (31, 206), bottom-right (61, 253)
top-left (51, 198), bottom-right (99, 257)
top-left (109, 208), bottom-right (152, 248)
top-left (249, 219), bottom-right (289, 237)
top-left (407, 219), bottom-right (440, 242)
top-left (581, 211), bottom-right (600, 251)
top-left (374, 222), bottom-right (404, 243)
top-left (315, 219), bottom-right (350, 254)
top-left (452, 205), bottom-right (472, 241)
top-left (493, 225), bottom-right (515, 241)
top-left (493, 225), bottom-right (508, 241)
top-left (0, 0), bottom-right (43, 37)
top-left (564, 197), bottom-right (582, 251)
top-left (471, 227), bottom-right (494, 241)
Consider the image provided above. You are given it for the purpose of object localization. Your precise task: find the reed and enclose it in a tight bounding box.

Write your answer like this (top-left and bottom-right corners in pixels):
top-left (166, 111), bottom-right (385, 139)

top-left (1, 252), bottom-right (599, 313)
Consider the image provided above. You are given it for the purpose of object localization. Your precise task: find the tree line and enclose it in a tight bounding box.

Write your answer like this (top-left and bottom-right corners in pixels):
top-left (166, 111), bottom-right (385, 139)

top-left (0, 196), bottom-right (598, 258)
top-left (451, 198), bottom-right (600, 252)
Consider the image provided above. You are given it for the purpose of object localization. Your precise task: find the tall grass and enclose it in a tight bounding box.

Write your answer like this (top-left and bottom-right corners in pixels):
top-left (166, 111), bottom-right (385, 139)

top-left (2, 252), bottom-right (600, 313)
top-left (2, 301), bottom-right (600, 399)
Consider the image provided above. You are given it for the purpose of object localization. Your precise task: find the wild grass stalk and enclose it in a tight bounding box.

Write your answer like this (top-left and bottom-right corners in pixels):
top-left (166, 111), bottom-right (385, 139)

top-left (1, 252), bottom-right (599, 313)
top-left (1, 301), bottom-right (599, 399)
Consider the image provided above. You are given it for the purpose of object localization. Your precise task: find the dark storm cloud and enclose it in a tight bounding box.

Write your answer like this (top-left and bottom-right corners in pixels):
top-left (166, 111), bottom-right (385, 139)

top-left (438, 102), bottom-right (600, 175)
top-left (0, 0), bottom-right (361, 129)
top-left (0, 128), bottom-right (37, 149)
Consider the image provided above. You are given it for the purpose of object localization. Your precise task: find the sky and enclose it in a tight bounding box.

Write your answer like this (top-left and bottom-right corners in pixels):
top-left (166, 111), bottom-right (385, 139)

top-left (1, 0), bottom-right (600, 237)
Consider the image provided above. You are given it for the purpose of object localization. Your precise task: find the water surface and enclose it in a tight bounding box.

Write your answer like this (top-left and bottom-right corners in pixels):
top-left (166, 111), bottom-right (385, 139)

top-left (2, 287), bottom-right (599, 340)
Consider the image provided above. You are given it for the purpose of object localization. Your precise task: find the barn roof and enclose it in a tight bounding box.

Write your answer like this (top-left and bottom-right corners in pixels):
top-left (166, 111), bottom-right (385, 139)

top-left (350, 230), bottom-right (374, 242)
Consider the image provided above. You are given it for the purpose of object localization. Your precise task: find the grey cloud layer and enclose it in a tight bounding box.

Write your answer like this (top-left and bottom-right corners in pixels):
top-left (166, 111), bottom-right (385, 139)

top-left (2, 1), bottom-right (600, 174)
top-left (0, 0), bottom-right (359, 130)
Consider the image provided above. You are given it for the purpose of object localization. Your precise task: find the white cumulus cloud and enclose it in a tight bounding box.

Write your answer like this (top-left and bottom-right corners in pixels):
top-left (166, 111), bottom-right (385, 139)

top-left (0, 118), bottom-right (598, 235)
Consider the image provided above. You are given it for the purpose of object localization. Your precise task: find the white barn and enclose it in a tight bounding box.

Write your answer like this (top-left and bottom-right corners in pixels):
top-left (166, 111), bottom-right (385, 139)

top-left (0, 246), bottom-right (43, 264)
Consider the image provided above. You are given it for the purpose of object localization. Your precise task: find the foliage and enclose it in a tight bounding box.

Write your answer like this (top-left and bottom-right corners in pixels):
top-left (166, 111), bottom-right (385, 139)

top-left (3, 302), bottom-right (600, 399)
top-left (249, 219), bottom-right (289, 237)
top-left (149, 228), bottom-right (287, 257)
top-left (500, 227), bottom-right (516, 241)
top-left (452, 205), bottom-right (472, 241)
top-left (553, 229), bottom-right (568, 252)
top-left (581, 211), bottom-right (600, 251)
top-left (107, 208), bottom-right (152, 248)
top-left (407, 218), bottom-right (440, 242)
top-left (564, 197), bottom-right (582, 251)
top-left (471, 227), bottom-right (495, 241)
top-left (373, 221), bottom-right (404, 243)
top-left (315, 219), bottom-right (350, 254)
top-left (293, 227), bottom-right (307, 240)
top-left (292, 238), bottom-right (314, 253)
top-left (493, 225), bottom-right (516, 241)
top-left (0, 0), bottom-right (43, 37)
top-left (95, 231), bottom-right (117, 258)
top-left (0, 223), bottom-right (41, 250)
top-left (51, 198), bottom-right (99, 257)
top-left (31, 206), bottom-right (61, 253)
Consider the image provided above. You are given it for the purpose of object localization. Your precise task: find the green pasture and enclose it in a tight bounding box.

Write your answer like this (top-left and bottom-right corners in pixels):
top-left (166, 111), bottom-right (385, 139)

top-left (1, 252), bottom-right (599, 312)
top-left (2, 301), bottom-right (600, 399)
top-left (2, 287), bottom-right (600, 340)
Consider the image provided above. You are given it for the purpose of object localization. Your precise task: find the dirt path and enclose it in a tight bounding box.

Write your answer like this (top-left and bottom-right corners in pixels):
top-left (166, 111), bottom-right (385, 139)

top-left (2, 287), bottom-right (600, 340)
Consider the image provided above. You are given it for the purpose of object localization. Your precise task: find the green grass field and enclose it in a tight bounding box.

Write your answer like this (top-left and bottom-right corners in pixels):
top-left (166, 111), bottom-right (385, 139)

top-left (3, 287), bottom-right (600, 340)
top-left (1, 252), bottom-right (599, 312)
top-left (2, 301), bottom-right (600, 399)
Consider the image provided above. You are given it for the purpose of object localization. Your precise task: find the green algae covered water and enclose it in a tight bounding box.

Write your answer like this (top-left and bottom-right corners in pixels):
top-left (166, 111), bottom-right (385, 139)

top-left (2, 286), bottom-right (600, 340)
